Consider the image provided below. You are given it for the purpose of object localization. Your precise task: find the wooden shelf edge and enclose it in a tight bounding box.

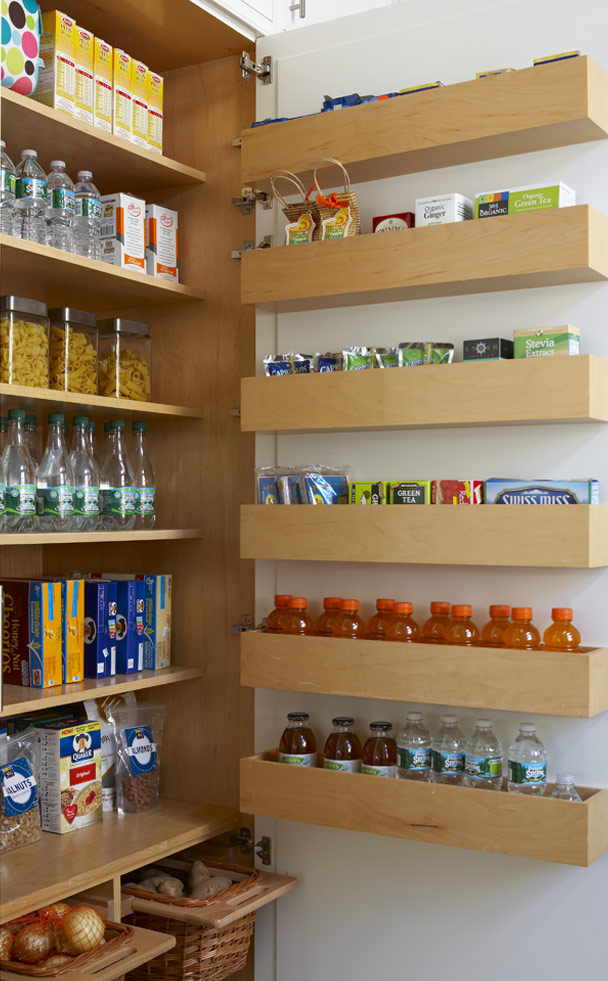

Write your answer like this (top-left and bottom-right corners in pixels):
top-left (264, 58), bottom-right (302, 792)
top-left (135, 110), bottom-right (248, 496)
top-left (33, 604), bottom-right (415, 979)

top-left (0, 383), bottom-right (203, 420)
top-left (0, 529), bottom-right (202, 546)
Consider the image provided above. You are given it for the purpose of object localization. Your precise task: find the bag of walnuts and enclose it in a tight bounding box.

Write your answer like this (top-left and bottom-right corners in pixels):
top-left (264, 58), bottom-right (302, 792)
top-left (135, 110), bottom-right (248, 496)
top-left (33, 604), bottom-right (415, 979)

top-left (0, 726), bottom-right (42, 852)
top-left (113, 703), bottom-right (165, 815)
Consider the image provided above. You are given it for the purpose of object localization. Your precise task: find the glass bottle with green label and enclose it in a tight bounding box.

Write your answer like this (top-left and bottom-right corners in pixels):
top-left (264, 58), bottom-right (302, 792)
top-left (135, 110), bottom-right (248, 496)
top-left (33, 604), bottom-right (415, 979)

top-left (507, 723), bottom-right (547, 796)
top-left (430, 714), bottom-right (465, 785)
top-left (100, 419), bottom-right (136, 530)
top-left (69, 416), bottom-right (100, 531)
top-left (362, 722), bottom-right (397, 777)
top-left (324, 717), bottom-right (362, 772)
top-left (279, 712), bottom-right (317, 766)
top-left (36, 413), bottom-right (74, 531)
top-left (132, 421), bottom-right (155, 528)
top-left (397, 711), bottom-right (431, 781)
top-left (3, 409), bottom-right (36, 532)
top-left (464, 719), bottom-right (503, 791)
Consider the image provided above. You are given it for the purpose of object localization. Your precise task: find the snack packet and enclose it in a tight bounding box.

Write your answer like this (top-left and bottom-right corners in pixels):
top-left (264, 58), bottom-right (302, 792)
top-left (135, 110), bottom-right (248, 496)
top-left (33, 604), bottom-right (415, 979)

top-left (255, 467), bottom-right (280, 505)
top-left (314, 353), bottom-right (341, 372)
top-left (263, 353), bottom-right (313, 376)
top-left (113, 703), bottom-right (165, 814)
top-left (398, 342), bottom-right (454, 366)
top-left (0, 727), bottom-right (42, 853)
top-left (84, 691), bottom-right (137, 811)
top-left (276, 468), bottom-right (303, 505)
top-left (342, 347), bottom-right (374, 370)
top-left (301, 467), bottom-right (350, 504)
top-left (374, 347), bottom-right (400, 368)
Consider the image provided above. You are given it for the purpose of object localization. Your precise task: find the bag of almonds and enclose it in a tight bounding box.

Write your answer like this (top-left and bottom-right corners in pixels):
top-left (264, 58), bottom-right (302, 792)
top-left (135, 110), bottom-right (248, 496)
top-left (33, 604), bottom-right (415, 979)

top-left (0, 727), bottom-right (42, 852)
top-left (112, 703), bottom-right (165, 814)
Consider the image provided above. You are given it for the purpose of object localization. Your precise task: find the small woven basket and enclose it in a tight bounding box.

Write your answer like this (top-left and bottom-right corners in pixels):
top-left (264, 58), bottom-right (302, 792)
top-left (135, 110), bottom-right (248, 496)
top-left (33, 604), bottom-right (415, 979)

top-left (313, 158), bottom-right (360, 238)
top-left (0, 923), bottom-right (133, 977)
top-left (270, 170), bottom-right (321, 242)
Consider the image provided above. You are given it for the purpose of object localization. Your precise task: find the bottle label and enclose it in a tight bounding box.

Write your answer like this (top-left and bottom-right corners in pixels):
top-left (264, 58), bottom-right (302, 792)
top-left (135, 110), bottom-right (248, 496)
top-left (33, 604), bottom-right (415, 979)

top-left (361, 764), bottom-right (396, 777)
top-left (16, 177), bottom-right (46, 201)
top-left (101, 487), bottom-right (136, 516)
top-left (6, 484), bottom-right (36, 515)
top-left (50, 188), bottom-right (75, 212)
top-left (465, 755), bottom-right (503, 780)
top-left (0, 481), bottom-right (5, 515)
top-left (508, 760), bottom-right (547, 785)
top-left (432, 749), bottom-right (464, 774)
top-left (73, 486), bottom-right (100, 516)
top-left (324, 758), bottom-right (361, 772)
top-left (398, 747), bottom-right (431, 771)
top-left (1, 170), bottom-right (15, 194)
top-left (135, 487), bottom-right (155, 516)
top-left (37, 486), bottom-right (74, 516)
top-left (76, 197), bottom-right (102, 220)
top-left (279, 753), bottom-right (316, 766)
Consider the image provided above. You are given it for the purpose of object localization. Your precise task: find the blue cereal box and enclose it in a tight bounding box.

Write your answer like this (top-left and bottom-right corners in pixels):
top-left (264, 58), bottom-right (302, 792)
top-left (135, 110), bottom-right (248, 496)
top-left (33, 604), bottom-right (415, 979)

top-left (84, 580), bottom-right (117, 678)
top-left (115, 579), bottom-right (145, 674)
top-left (485, 479), bottom-right (599, 504)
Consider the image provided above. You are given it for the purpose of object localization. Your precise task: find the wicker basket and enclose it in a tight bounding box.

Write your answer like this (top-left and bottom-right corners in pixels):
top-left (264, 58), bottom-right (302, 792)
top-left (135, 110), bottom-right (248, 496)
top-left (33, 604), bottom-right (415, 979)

top-left (270, 170), bottom-right (320, 242)
top-left (0, 923), bottom-right (133, 977)
top-left (313, 157), bottom-right (360, 239)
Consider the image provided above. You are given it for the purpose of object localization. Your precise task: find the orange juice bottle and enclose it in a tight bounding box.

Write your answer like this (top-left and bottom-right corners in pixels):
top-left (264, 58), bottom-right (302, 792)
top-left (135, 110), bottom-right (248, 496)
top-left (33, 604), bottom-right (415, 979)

top-left (421, 601), bottom-right (451, 644)
top-left (266, 594), bottom-right (292, 633)
top-left (316, 597), bottom-right (342, 636)
top-left (444, 605), bottom-right (480, 646)
top-left (480, 605), bottom-right (511, 647)
top-left (367, 598), bottom-right (395, 640)
top-left (284, 597), bottom-right (314, 635)
top-left (385, 602), bottom-right (420, 643)
top-left (332, 599), bottom-right (366, 639)
top-left (543, 607), bottom-right (581, 651)
top-left (503, 607), bottom-right (540, 650)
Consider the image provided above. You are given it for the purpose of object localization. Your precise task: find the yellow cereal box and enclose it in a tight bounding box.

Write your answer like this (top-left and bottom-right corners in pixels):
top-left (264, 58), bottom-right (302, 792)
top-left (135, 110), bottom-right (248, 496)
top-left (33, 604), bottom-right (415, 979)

top-left (38, 720), bottom-right (102, 834)
top-left (94, 37), bottom-right (113, 132)
top-left (35, 10), bottom-right (76, 116)
top-left (55, 579), bottom-right (84, 684)
top-left (131, 59), bottom-right (149, 149)
top-left (113, 48), bottom-right (133, 141)
top-left (73, 26), bottom-right (94, 126)
top-left (0, 579), bottom-right (62, 689)
top-left (146, 70), bottom-right (163, 154)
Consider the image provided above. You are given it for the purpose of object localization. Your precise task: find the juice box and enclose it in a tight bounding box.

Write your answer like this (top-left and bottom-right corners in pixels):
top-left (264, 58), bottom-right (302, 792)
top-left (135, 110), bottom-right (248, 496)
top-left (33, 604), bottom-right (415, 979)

top-left (436, 480), bottom-right (484, 504)
top-left (0, 580), bottom-right (62, 689)
top-left (54, 579), bottom-right (84, 684)
top-left (112, 48), bottom-right (133, 141)
top-left (131, 60), bottom-right (149, 148)
top-left (388, 480), bottom-right (435, 504)
top-left (146, 70), bottom-right (163, 154)
top-left (83, 580), bottom-right (117, 678)
top-left (475, 182), bottom-right (575, 219)
top-left (115, 580), bottom-right (145, 674)
top-left (485, 479), bottom-right (599, 505)
top-left (73, 26), bottom-right (94, 126)
top-left (513, 325), bottom-right (580, 358)
top-left (100, 193), bottom-right (146, 272)
top-left (93, 37), bottom-right (113, 132)
top-left (146, 205), bottom-right (179, 282)
top-left (38, 720), bottom-right (102, 834)
top-left (349, 481), bottom-right (387, 504)
top-left (415, 194), bottom-right (472, 226)
top-left (35, 10), bottom-right (76, 116)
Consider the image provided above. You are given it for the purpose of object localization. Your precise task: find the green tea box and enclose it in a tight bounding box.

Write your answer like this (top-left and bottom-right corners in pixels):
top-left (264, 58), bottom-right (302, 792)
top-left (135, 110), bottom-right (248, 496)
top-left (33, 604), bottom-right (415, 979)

top-left (388, 481), bottom-right (435, 504)
top-left (349, 482), bottom-right (387, 505)
top-left (514, 325), bottom-right (580, 358)
top-left (475, 182), bottom-right (575, 218)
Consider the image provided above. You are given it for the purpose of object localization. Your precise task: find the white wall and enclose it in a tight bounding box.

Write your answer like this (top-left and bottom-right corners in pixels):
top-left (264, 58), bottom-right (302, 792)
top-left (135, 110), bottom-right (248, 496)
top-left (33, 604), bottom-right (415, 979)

top-left (252, 2), bottom-right (608, 978)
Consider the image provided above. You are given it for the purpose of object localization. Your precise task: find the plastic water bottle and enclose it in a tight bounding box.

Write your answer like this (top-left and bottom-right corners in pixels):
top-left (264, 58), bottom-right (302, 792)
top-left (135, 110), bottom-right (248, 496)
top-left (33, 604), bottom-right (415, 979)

top-left (0, 417), bottom-right (8, 453)
top-left (36, 413), bottom-right (74, 531)
top-left (15, 149), bottom-right (47, 243)
top-left (550, 773), bottom-right (582, 802)
top-left (100, 419), bottom-right (135, 530)
top-left (46, 160), bottom-right (75, 252)
top-left (507, 723), bottom-right (547, 796)
top-left (87, 419), bottom-right (98, 459)
top-left (464, 719), bottom-right (503, 791)
top-left (74, 170), bottom-right (102, 260)
top-left (431, 714), bottom-right (465, 785)
top-left (132, 421), bottom-right (156, 528)
top-left (2, 409), bottom-right (36, 532)
top-left (0, 451), bottom-right (6, 532)
top-left (70, 416), bottom-right (100, 531)
top-left (1, 140), bottom-right (16, 236)
top-left (24, 414), bottom-right (40, 470)
top-left (397, 711), bottom-right (431, 781)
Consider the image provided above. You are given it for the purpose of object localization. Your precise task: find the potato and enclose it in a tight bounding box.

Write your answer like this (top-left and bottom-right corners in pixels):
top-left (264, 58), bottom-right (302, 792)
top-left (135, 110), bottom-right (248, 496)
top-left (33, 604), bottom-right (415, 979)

top-left (189, 875), bottom-right (232, 899)
top-left (137, 878), bottom-right (165, 892)
top-left (188, 860), bottom-right (210, 891)
top-left (210, 876), bottom-right (232, 893)
top-left (156, 876), bottom-right (184, 898)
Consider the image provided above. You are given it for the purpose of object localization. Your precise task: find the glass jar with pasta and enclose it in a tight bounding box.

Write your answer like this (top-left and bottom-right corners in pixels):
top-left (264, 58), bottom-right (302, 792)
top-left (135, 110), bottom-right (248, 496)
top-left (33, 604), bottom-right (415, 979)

top-left (97, 319), bottom-right (151, 402)
top-left (0, 295), bottom-right (49, 389)
top-left (48, 307), bottom-right (98, 395)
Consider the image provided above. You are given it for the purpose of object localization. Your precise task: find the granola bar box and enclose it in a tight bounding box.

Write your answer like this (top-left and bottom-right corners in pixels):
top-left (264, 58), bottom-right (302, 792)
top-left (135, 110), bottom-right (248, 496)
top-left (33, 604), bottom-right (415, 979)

top-left (38, 720), bottom-right (102, 834)
top-left (0, 580), bottom-right (62, 689)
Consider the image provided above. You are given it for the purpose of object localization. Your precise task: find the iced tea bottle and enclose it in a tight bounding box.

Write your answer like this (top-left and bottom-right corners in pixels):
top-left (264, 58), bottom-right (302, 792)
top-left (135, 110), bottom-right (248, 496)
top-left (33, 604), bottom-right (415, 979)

top-left (542, 607), bottom-right (581, 651)
top-left (480, 605), bottom-right (511, 647)
top-left (362, 722), bottom-right (397, 777)
top-left (444, 605), bottom-right (480, 645)
top-left (503, 608), bottom-right (540, 650)
top-left (284, 597), bottom-right (314, 635)
top-left (385, 602), bottom-right (420, 643)
top-left (421, 601), bottom-right (451, 644)
top-left (332, 599), bottom-right (366, 639)
top-left (316, 597), bottom-right (342, 637)
top-left (266, 594), bottom-right (292, 633)
top-left (279, 712), bottom-right (317, 766)
top-left (323, 717), bottom-right (362, 772)
top-left (367, 598), bottom-right (395, 640)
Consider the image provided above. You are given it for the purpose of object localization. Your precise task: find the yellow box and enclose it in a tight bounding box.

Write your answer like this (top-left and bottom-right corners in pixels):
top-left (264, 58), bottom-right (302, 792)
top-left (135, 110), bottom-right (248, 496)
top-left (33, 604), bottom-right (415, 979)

top-left (146, 70), bottom-right (163, 154)
top-left (131, 59), bottom-right (149, 149)
top-left (59, 579), bottom-right (84, 684)
top-left (73, 25), bottom-right (94, 126)
top-left (94, 37), bottom-right (113, 132)
top-left (0, 579), bottom-right (62, 689)
top-left (35, 10), bottom-right (76, 116)
top-left (113, 48), bottom-right (133, 141)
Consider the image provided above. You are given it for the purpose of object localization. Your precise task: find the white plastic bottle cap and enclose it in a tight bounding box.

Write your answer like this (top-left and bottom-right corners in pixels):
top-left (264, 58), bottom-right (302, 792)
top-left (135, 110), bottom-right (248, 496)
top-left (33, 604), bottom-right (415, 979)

top-left (519, 723), bottom-right (536, 733)
top-left (0, 140), bottom-right (5, 148)
top-left (441, 714), bottom-right (458, 724)
top-left (475, 719), bottom-right (492, 728)
top-left (556, 773), bottom-right (574, 784)
top-left (407, 712), bottom-right (423, 721)
top-left (21, 149), bottom-right (37, 157)
top-left (50, 160), bottom-right (65, 169)
top-left (77, 170), bottom-right (92, 180)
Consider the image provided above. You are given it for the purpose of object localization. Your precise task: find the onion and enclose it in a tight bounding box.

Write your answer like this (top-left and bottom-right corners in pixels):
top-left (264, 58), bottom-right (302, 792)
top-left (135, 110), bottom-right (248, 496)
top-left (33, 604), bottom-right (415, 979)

top-left (57, 907), bottom-right (105, 955)
top-left (41, 953), bottom-right (74, 968)
top-left (0, 927), bottom-right (13, 960)
top-left (40, 902), bottom-right (71, 919)
top-left (12, 922), bottom-right (56, 964)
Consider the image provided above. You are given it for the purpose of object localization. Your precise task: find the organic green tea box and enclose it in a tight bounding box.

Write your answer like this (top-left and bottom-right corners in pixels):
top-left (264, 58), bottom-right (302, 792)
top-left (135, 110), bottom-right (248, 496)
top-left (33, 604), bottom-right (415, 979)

top-left (475, 182), bottom-right (575, 218)
top-left (514, 325), bottom-right (580, 358)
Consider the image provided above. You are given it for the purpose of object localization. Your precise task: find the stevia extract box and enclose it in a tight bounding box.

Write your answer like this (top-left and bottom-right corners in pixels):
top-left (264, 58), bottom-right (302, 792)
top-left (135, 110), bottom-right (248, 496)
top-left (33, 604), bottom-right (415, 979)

top-left (485, 479), bottom-right (599, 505)
top-left (83, 580), bottom-right (117, 678)
top-left (514, 325), bottom-right (579, 358)
top-left (0, 580), bottom-right (62, 689)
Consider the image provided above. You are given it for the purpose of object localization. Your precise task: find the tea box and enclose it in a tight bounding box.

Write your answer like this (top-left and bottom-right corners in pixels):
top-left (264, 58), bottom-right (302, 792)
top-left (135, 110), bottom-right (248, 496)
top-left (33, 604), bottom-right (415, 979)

top-left (463, 337), bottom-right (514, 361)
top-left (388, 481), bottom-right (435, 504)
top-left (513, 325), bottom-right (579, 358)
top-left (475, 182), bottom-right (575, 218)
top-left (436, 480), bottom-right (484, 504)
top-left (350, 482), bottom-right (387, 504)
top-left (415, 194), bottom-right (473, 226)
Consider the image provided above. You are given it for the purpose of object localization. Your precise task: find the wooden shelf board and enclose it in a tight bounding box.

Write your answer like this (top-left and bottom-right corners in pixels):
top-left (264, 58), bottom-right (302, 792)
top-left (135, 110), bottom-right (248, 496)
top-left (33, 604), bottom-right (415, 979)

top-left (1, 88), bottom-right (206, 195)
top-left (241, 355), bottom-right (608, 433)
top-left (0, 236), bottom-right (205, 311)
top-left (241, 631), bottom-right (608, 718)
top-left (240, 752), bottom-right (608, 867)
top-left (241, 207), bottom-right (608, 310)
top-left (0, 384), bottom-right (202, 421)
top-left (1, 666), bottom-right (204, 719)
top-left (241, 57), bottom-right (608, 187)
top-left (0, 529), bottom-right (202, 546)
top-left (240, 505), bottom-right (608, 568)
top-left (0, 799), bottom-right (239, 923)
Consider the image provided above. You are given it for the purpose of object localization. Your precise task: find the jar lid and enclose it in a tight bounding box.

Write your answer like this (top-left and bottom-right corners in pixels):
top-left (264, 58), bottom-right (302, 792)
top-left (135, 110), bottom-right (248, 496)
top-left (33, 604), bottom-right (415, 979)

top-left (1, 295), bottom-right (48, 318)
top-left (48, 307), bottom-right (97, 329)
top-left (332, 717), bottom-right (355, 727)
top-left (97, 317), bottom-right (150, 337)
top-left (287, 712), bottom-right (309, 722)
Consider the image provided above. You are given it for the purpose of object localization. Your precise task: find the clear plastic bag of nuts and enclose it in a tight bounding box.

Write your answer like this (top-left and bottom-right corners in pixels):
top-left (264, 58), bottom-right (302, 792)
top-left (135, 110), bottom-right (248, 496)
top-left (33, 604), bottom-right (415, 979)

top-left (0, 727), bottom-right (43, 852)
top-left (112, 703), bottom-right (165, 814)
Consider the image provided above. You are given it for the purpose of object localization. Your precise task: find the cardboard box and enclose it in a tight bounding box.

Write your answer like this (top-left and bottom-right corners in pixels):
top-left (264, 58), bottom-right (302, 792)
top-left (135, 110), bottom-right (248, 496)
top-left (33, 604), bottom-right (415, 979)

top-left (415, 194), bottom-right (472, 226)
top-left (73, 26), bottom-right (94, 126)
top-left (112, 48), bottom-right (133, 141)
top-left (388, 481), bottom-right (435, 504)
top-left (93, 37), bottom-right (113, 132)
top-left (88, 574), bottom-right (172, 671)
top-left (463, 337), bottom-right (514, 361)
top-left (475, 182), bottom-right (575, 219)
top-left (372, 212), bottom-right (415, 233)
top-left (100, 193), bottom-right (146, 272)
top-left (0, 580), bottom-right (62, 689)
top-left (115, 580), bottom-right (145, 674)
top-left (35, 10), bottom-right (76, 115)
top-left (146, 70), bottom-right (163, 154)
top-left (55, 579), bottom-right (84, 684)
top-left (513, 325), bottom-right (580, 358)
top-left (146, 204), bottom-right (179, 282)
top-left (349, 481), bottom-right (387, 505)
top-left (38, 720), bottom-right (102, 833)
top-left (436, 480), bottom-right (484, 504)
top-left (485, 479), bottom-right (599, 505)
top-left (83, 580), bottom-right (117, 678)
top-left (131, 59), bottom-right (149, 148)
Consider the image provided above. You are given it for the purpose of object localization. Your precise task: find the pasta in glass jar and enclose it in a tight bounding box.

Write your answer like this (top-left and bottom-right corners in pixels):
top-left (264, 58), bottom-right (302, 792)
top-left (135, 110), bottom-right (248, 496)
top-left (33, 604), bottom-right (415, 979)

top-left (48, 307), bottom-right (98, 395)
top-left (0, 295), bottom-right (49, 388)
top-left (97, 318), bottom-right (151, 402)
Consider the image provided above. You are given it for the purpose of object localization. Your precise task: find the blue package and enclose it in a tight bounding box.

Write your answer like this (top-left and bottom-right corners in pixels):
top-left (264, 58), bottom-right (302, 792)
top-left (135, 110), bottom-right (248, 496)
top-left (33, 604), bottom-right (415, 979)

top-left (277, 473), bottom-right (303, 504)
top-left (115, 580), bottom-right (145, 674)
top-left (84, 580), bottom-right (117, 678)
top-left (302, 472), bottom-right (349, 504)
top-left (315, 355), bottom-right (341, 372)
top-left (257, 474), bottom-right (280, 505)
top-left (322, 93), bottom-right (376, 111)
top-left (485, 478), bottom-right (599, 505)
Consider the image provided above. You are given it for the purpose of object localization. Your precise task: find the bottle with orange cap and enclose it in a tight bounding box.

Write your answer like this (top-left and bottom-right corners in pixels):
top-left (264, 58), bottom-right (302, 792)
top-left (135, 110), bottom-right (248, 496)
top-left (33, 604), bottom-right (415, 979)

top-left (542, 608), bottom-right (581, 651)
top-left (316, 597), bottom-right (342, 637)
top-left (502, 608), bottom-right (540, 650)
top-left (480, 605), bottom-right (511, 647)
top-left (332, 599), bottom-right (366, 639)
top-left (443, 605), bottom-right (480, 646)
top-left (284, 597), bottom-right (314, 636)
top-left (367, 598), bottom-right (395, 641)
top-left (385, 602), bottom-right (420, 643)
top-left (421, 601), bottom-right (451, 644)
top-left (265, 594), bottom-right (292, 633)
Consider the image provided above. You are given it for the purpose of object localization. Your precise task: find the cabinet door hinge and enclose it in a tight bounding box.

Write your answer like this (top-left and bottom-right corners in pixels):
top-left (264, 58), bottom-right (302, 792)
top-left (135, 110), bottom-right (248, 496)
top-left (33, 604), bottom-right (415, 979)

top-left (230, 615), bottom-right (253, 634)
top-left (240, 51), bottom-right (272, 85)
top-left (232, 186), bottom-right (273, 215)
top-left (231, 235), bottom-right (272, 259)
top-left (231, 827), bottom-right (272, 865)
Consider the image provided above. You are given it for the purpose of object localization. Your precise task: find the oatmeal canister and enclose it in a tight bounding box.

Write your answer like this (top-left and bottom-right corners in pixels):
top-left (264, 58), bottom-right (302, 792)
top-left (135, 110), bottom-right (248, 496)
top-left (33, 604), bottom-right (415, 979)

top-left (97, 318), bottom-right (151, 401)
top-left (48, 307), bottom-right (98, 395)
top-left (0, 295), bottom-right (50, 388)
top-left (38, 720), bottom-right (102, 834)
